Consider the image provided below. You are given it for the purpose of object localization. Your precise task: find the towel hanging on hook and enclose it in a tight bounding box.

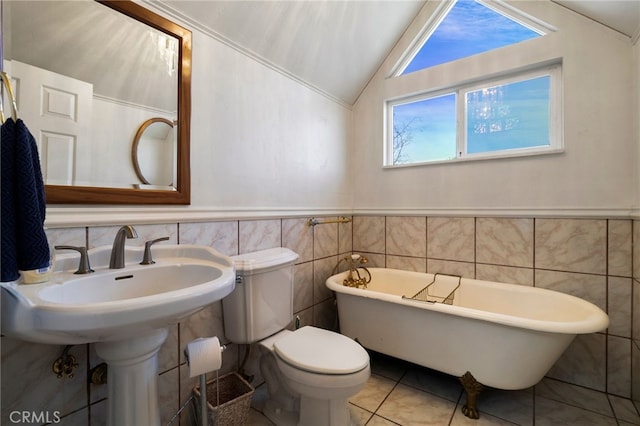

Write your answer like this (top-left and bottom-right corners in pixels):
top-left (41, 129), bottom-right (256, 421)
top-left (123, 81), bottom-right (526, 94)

top-left (0, 71), bottom-right (19, 124)
top-left (1, 71), bottom-right (51, 283)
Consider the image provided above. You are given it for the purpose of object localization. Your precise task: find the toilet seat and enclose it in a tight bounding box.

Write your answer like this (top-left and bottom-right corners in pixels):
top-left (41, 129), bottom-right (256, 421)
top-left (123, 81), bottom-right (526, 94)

top-left (273, 326), bottom-right (369, 375)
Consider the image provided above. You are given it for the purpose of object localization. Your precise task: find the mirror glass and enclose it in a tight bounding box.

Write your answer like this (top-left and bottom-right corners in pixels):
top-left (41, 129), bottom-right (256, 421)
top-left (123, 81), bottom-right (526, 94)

top-left (132, 117), bottom-right (176, 188)
top-left (2, 0), bottom-right (191, 204)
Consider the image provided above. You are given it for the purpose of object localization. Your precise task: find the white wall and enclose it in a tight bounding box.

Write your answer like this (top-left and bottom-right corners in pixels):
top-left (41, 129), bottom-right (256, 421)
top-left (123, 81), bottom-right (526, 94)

top-left (187, 28), bottom-right (352, 212)
top-left (351, 1), bottom-right (635, 216)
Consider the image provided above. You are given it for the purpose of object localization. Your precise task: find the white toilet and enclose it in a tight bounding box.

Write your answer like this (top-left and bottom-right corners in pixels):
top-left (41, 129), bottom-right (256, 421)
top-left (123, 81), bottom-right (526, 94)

top-left (222, 247), bottom-right (370, 426)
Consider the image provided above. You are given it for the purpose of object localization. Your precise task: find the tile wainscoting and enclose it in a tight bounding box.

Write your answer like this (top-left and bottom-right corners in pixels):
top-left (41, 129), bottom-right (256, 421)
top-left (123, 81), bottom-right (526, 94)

top-left (0, 215), bottom-right (637, 425)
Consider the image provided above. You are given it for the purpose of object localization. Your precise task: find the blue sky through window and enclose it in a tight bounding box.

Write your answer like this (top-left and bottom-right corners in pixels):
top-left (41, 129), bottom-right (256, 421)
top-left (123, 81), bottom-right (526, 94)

top-left (393, 94), bottom-right (457, 163)
top-left (402, 0), bottom-right (541, 74)
top-left (466, 76), bottom-right (551, 154)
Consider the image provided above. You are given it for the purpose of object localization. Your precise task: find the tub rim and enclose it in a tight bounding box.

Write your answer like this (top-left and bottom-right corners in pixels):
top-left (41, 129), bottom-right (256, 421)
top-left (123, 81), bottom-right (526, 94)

top-left (326, 268), bottom-right (609, 335)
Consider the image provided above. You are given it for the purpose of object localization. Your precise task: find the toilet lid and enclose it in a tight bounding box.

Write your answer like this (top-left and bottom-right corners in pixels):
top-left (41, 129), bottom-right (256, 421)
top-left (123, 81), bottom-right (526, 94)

top-left (273, 326), bottom-right (369, 375)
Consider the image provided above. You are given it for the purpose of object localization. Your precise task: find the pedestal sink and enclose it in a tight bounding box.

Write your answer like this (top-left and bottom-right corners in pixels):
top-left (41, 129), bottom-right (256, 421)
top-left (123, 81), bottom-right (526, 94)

top-left (0, 244), bottom-right (235, 426)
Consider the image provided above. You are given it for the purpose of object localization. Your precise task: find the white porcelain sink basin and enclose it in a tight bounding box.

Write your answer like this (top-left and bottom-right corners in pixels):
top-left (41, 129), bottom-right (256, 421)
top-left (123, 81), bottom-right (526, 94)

top-left (39, 263), bottom-right (223, 304)
top-left (0, 244), bottom-right (235, 344)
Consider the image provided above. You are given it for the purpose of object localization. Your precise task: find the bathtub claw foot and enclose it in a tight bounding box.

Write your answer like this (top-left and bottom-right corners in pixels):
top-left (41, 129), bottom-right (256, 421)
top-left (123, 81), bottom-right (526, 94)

top-left (460, 371), bottom-right (483, 419)
top-left (462, 403), bottom-right (480, 420)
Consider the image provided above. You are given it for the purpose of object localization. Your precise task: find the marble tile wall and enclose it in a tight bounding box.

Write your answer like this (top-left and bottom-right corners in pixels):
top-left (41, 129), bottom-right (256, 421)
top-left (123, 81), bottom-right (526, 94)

top-left (0, 216), bottom-right (352, 426)
top-left (353, 215), bottom-right (637, 404)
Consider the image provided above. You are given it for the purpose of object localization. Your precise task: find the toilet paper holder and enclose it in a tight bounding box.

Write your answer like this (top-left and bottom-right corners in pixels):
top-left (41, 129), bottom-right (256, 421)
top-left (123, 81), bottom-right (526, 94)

top-left (183, 337), bottom-right (227, 426)
top-left (184, 336), bottom-right (226, 377)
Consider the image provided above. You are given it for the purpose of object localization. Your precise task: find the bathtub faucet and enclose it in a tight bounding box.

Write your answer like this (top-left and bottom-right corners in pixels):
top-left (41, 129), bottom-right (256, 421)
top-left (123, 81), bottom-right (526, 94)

top-left (332, 254), bottom-right (371, 288)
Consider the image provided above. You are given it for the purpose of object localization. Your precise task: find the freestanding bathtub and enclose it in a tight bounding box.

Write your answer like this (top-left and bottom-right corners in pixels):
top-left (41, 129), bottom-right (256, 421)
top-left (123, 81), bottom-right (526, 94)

top-left (326, 267), bottom-right (609, 418)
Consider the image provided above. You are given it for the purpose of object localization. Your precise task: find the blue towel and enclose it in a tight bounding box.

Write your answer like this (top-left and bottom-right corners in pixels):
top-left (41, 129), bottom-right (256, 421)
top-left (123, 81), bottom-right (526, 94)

top-left (1, 118), bottom-right (50, 282)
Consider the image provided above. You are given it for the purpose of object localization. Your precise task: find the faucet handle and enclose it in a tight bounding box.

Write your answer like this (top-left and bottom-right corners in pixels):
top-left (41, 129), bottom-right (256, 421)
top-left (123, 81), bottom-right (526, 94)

top-left (350, 253), bottom-right (368, 264)
top-left (140, 237), bottom-right (170, 265)
top-left (55, 246), bottom-right (94, 274)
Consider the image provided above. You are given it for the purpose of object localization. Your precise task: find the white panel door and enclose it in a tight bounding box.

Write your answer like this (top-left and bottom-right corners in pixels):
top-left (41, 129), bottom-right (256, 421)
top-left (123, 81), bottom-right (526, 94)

top-left (9, 60), bottom-right (93, 186)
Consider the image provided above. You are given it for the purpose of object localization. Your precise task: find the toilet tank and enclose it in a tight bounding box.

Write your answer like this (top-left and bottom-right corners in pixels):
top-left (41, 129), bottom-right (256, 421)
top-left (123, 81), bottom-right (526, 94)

top-left (223, 247), bottom-right (299, 344)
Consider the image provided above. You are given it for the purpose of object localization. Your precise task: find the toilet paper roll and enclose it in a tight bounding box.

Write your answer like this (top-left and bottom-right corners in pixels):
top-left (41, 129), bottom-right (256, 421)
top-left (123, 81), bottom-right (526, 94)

top-left (185, 337), bottom-right (223, 378)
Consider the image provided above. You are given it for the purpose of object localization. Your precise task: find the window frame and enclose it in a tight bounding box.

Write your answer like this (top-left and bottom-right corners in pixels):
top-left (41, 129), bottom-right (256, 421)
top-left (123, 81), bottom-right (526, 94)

top-left (389, 0), bottom-right (554, 78)
top-left (384, 63), bottom-right (563, 168)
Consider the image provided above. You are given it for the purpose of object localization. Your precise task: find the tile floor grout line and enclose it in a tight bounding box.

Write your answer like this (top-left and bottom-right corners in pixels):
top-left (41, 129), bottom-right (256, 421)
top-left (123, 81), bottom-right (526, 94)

top-left (447, 391), bottom-right (464, 426)
top-left (536, 392), bottom-right (619, 421)
top-left (535, 377), bottom-right (636, 421)
top-left (366, 368), bottom-right (408, 425)
top-left (605, 394), bottom-right (619, 426)
top-left (532, 384), bottom-right (536, 426)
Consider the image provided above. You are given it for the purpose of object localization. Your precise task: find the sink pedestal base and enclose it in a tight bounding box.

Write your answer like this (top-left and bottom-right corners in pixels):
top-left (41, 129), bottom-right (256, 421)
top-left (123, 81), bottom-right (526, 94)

top-left (95, 328), bottom-right (169, 426)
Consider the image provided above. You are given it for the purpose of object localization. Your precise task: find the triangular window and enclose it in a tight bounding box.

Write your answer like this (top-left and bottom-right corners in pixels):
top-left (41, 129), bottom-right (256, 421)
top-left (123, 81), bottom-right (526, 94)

top-left (400, 0), bottom-right (544, 75)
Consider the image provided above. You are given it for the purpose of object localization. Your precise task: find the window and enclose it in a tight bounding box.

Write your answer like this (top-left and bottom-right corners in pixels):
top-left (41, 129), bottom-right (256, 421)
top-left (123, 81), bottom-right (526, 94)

top-left (384, 0), bottom-right (559, 167)
top-left (386, 64), bottom-right (562, 166)
top-left (398, 0), bottom-right (544, 76)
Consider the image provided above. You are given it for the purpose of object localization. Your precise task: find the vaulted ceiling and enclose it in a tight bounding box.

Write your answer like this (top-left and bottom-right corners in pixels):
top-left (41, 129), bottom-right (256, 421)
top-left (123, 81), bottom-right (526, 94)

top-left (554, 1), bottom-right (640, 39)
top-left (158, 0), bottom-right (425, 105)
top-left (158, 0), bottom-right (640, 106)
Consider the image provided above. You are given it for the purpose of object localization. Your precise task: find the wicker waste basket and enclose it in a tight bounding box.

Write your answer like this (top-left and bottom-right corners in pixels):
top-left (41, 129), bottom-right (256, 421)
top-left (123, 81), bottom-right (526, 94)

top-left (193, 372), bottom-right (255, 426)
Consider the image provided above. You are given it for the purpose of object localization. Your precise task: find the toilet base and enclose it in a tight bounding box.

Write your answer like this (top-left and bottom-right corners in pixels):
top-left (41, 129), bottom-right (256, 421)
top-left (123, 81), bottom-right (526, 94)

top-left (262, 396), bottom-right (355, 426)
top-left (299, 395), bottom-right (353, 426)
top-left (263, 400), bottom-right (298, 426)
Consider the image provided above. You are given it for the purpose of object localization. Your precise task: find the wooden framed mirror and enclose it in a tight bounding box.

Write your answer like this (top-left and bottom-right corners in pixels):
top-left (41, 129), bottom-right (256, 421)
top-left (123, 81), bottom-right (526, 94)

top-left (3, 0), bottom-right (191, 204)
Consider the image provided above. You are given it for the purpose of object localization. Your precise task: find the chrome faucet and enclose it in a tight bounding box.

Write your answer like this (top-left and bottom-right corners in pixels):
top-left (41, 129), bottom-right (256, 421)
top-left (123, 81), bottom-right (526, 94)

top-left (109, 225), bottom-right (138, 269)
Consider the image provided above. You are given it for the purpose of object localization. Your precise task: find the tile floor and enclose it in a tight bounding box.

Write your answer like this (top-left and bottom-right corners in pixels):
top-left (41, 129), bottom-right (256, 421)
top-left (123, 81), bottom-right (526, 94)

top-left (247, 351), bottom-right (640, 426)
